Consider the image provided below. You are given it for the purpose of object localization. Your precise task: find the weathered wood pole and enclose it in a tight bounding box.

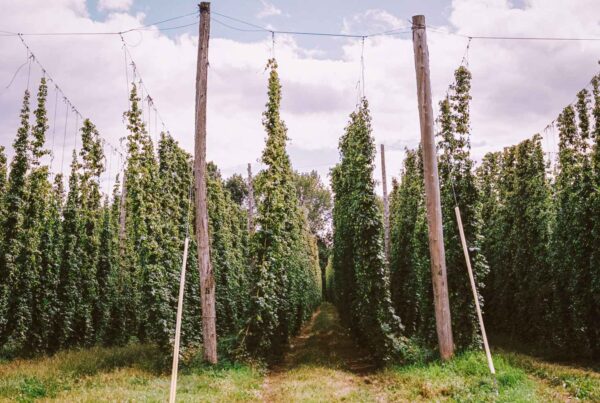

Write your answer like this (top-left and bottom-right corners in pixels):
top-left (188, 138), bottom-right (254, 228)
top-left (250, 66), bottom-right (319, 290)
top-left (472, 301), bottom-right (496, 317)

top-left (247, 162), bottom-right (255, 234)
top-left (454, 206), bottom-right (495, 373)
top-left (411, 14), bottom-right (454, 360)
top-left (380, 144), bottom-right (390, 263)
top-left (194, 1), bottom-right (217, 364)
top-left (169, 237), bottom-right (190, 403)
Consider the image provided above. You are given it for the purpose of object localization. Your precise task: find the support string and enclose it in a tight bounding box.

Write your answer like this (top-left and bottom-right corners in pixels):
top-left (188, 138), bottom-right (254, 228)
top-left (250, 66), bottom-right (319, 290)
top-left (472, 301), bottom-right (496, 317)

top-left (271, 31), bottom-right (276, 59)
top-left (26, 52), bottom-right (32, 92)
top-left (50, 85), bottom-right (59, 169)
top-left (73, 110), bottom-right (79, 152)
top-left (60, 100), bottom-right (69, 174)
top-left (361, 36), bottom-right (366, 98)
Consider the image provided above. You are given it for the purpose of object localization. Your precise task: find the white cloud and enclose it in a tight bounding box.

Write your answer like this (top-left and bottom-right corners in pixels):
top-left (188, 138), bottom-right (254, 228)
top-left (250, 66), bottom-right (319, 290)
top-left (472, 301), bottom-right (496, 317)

top-left (343, 9), bottom-right (408, 35)
top-left (0, 0), bottom-right (599, 196)
top-left (256, 0), bottom-right (282, 19)
top-left (97, 0), bottom-right (133, 12)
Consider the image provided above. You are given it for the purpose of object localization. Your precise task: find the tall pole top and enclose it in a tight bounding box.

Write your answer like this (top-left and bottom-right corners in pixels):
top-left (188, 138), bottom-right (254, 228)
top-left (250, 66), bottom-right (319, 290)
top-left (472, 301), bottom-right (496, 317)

top-left (200, 2), bottom-right (210, 12)
top-left (412, 15), bottom-right (425, 28)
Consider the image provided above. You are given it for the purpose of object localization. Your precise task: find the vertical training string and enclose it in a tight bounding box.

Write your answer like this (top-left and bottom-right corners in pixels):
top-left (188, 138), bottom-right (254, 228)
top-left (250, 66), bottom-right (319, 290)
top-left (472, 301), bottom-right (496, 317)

top-left (60, 101), bottom-right (69, 174)
top-left (460, 37), bottom-right (472, 67)
top-left (74, 111), bottom-right (79, 152)
top-left (271, 31), bottom-right (275, 59)
top-left (154, 106), bottom-right (158, 142)
top-left (26, 52), bottom-right (32, 92)
top-left (361, 36), bottom-right (366, 98)
top-left (50, 85), bottom-right (59, 170)
top-left (121, 34), bottom-right (132, 116)
top-left (106, 145), bottom-right (112, 196)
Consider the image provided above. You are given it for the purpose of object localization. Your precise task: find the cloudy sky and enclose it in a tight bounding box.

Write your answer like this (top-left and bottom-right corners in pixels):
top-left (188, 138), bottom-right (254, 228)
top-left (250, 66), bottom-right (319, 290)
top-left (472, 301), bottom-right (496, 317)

top-left (0, 0), bottom-right (599, 195)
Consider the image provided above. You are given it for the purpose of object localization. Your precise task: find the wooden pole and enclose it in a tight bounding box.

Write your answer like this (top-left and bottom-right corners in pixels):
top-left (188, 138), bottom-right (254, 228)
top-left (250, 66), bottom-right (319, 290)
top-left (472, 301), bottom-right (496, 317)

top-left (380, 144), bottom-right (390, 263)
top-left (454, 206), bottom-right (495, 374)
top-left (411, 14), bottom-right (454, 360)
top-left (169, 237), bottom-right (190, 403)
top-left (194, 1), bottom-right (217, 364)
top-left (247, 163), bottom-right (255, 234)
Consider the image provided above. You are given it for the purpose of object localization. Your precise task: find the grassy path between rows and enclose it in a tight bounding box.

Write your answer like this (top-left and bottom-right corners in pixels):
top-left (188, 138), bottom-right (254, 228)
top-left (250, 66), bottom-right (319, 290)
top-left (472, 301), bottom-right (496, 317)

top-left (259, 303), bottom-right (599, 402)
top-left (0, 303), bottom-right (598, 401)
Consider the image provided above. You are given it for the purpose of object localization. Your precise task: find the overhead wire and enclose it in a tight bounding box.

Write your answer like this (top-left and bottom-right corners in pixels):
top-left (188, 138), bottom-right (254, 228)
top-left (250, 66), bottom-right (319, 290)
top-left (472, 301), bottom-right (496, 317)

top-left (119, 34), bottom-right (172, 137)
top-left (16, 34), bottom-right (125, 162)
top-left (0, 10), bottom-right (199, 37)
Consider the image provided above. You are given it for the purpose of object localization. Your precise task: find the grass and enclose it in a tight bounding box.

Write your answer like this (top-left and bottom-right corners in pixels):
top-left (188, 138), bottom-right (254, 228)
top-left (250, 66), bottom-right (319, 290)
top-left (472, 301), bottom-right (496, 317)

top-left (0, 344), bottom-right (263, 402)
top-left (501, 351), bottom-right (600, 400)
top-left (374, 351), bottom-right (551, 402)
top-left (0, 304), bottom-right (597, 402)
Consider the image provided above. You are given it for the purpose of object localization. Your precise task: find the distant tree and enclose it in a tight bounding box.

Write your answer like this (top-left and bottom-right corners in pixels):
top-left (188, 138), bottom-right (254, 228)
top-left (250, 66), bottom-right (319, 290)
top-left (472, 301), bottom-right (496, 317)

top-left (225, 173), bottom-right (248, 206)
top-left (292, 170), bottom-right (332, 237)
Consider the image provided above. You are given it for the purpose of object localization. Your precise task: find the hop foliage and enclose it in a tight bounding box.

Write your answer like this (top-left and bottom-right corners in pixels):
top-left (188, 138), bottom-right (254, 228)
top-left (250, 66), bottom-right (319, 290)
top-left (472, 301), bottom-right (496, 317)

top-left (478, 74), bottom-right (600, 359)
top-left (331, 98), bottom-right (413, 364)
top-left (242, 59), bottom-right (321, 360)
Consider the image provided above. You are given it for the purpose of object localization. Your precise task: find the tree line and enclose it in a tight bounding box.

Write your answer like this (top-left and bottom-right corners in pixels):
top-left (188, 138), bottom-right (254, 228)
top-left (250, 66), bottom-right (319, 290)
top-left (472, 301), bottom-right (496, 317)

top-left (0, 60), bottom-right (324, 362)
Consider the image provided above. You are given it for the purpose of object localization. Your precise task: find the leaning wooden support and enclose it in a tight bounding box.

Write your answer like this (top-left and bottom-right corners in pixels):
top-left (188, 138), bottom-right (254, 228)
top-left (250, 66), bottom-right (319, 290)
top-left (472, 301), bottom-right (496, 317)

top-left (454, 206), bottom-right (495, 374)
top-left (411, 14), bottom-right (455, 360)
top-left (169, 237), bottom-right (190, 403)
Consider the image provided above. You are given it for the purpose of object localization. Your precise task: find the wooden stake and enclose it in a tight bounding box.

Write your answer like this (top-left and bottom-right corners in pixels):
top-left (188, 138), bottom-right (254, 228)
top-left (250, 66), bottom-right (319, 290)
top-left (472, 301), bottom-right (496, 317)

top-left (194, 1), bottom-right (217, 364)
top-left (454, 206), bottom-right (495, 374)
top-left (247, 163), bottom-right (255, 234)
top-left (169, 237), bottom-right (190, 403)
top-left (380, 144), bottom-right (390, 263)
top-left (411, 14), bottom-right (454, 360)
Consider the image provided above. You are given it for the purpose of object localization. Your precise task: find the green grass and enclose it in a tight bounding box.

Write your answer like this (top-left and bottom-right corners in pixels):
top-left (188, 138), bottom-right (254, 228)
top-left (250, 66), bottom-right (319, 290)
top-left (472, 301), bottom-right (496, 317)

top-left (0, 305), bottom-right (597, 402)
top-left (376, 351), bottom-right (542, 402)
top-left (501, 351), bottom-right (600, 400)
top-left (0, 344), bottom-right (263, 402)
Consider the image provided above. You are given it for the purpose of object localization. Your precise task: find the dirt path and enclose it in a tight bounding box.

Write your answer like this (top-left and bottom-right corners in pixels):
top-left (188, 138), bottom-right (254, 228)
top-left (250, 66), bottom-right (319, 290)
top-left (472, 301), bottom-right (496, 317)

top-left (258, 303), bottom-right (599, 402)
top-left (260, 303), bottom-right (380, 402)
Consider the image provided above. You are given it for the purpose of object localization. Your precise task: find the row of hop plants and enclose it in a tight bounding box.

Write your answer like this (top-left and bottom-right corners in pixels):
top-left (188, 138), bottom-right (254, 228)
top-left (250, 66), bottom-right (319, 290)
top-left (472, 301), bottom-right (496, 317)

top-left (0, 60), bottom-right (322, 362)
top-left (328, 67), bottom-right (486, 364)
top-left (388, 67), bottom-right (600, 360)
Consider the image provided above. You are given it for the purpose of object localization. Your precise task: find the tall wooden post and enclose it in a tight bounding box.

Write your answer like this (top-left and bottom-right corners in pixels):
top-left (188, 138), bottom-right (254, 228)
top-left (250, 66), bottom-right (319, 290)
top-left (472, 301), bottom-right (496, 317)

top-left (247, 163), bottom-right (255, 234)
top-left (194, 1), bottom-right (217, 364)
top-left (380, 144), bottom-right (390, 263)
top-left (411, 14), bottom-right (454, 360)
